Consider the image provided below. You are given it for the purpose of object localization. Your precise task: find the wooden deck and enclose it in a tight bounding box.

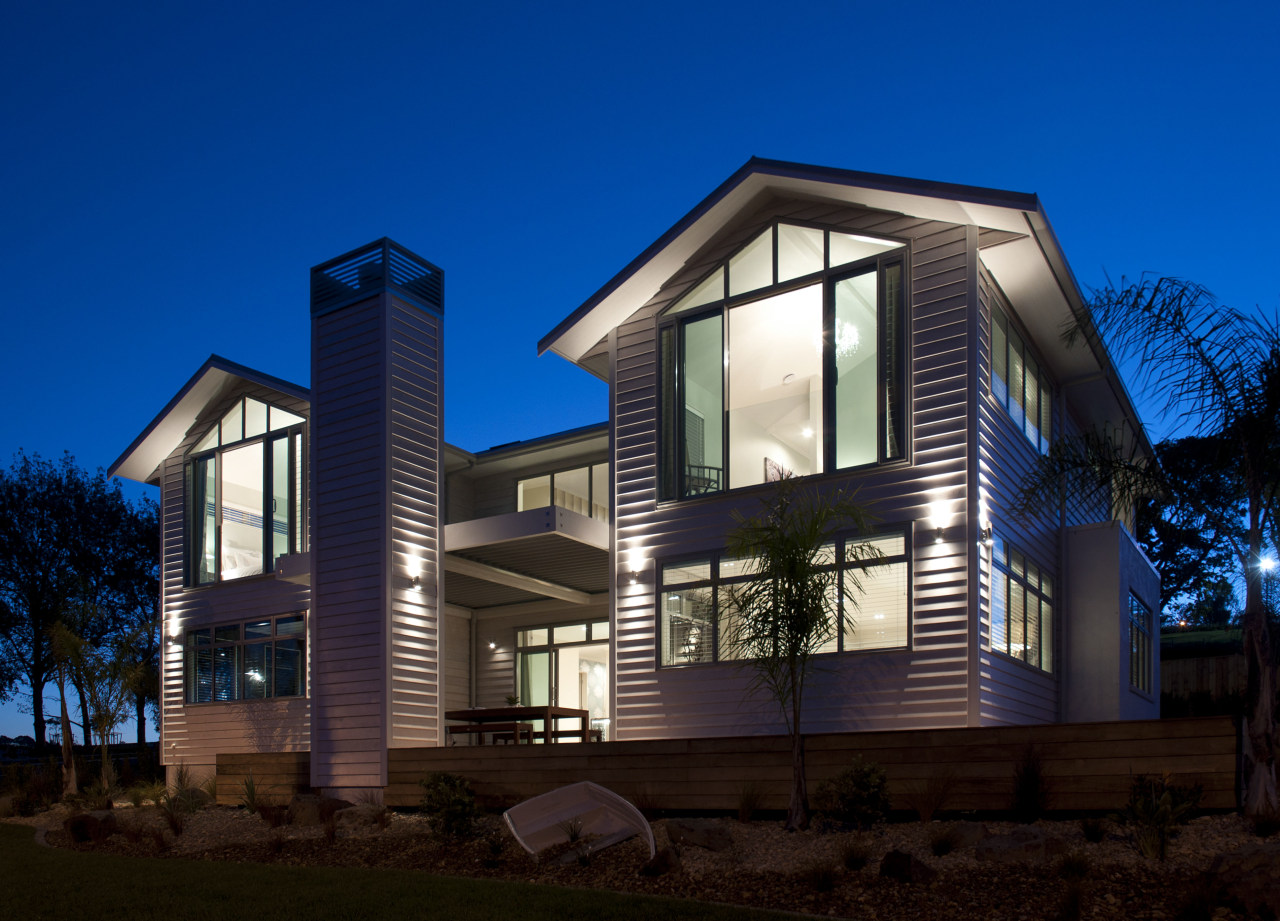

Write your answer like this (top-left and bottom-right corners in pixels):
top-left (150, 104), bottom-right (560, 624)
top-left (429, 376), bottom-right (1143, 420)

top-left (216, 716), bottom-right (1239, 813)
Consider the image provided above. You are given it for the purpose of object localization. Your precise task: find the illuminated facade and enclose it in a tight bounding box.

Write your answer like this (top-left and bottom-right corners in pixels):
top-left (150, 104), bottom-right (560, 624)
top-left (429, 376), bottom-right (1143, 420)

top-left (112, 160), bottom-right (1159, 791)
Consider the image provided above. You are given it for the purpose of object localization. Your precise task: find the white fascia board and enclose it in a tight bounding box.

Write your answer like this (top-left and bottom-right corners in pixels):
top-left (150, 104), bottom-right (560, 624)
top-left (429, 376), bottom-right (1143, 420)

top-left (109, 355), bottom-right (309, 485)
top-left (444, 506), bottom-right (609, 553)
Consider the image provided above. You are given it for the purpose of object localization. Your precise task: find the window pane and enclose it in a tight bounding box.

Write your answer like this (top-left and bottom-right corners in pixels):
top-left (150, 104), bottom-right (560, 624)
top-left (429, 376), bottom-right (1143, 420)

top-left (844, 561), bottom-right (908, 650)
top-left (670, 266), bottom-right (725, 314)
top-left (814, 580), bottom-right (840, 655)
top-left (662, 586), bottom-right (714, 664)
top-left (728, 285), bottom-right (823, 488)
top-left (214, 625), bottom-right (240, 642)
top-left (659, 325), bottom-right (677, 500)
top-left (662, 559), bottom-right (712, 585)
top-left (828, 232), bottom-right (903, 267)
top-left (244, 620), bottom-right (271, 639)
top-left (553, 623), bottom-right (588, 644)
top-left (195, 456), bottom-right (217, 585)
top-left (992, 310), bottom-right (1008, 408)
top-left (520, 628), bottom-right (548, 647)
top-left (591, 620), bottom-right (610, 641)
top-left (777, 224), bottom-right (824, 282)
top-left (728, 227), bottom-right (773, 296)
top-left (518, 475), bottom-right (551, 511)
top-left (834, 270), bottom-right (878, 469)
top-left (270, 406), bottom-right (306, 430)
top-left (243, 641), bottom-right (271, 699)
top-left (990, 566), bottom-right (1008, 653)
top-left (272, 436), bottom-right (289, 564)
top-left (519, 651), bottom-right (551, 706)
top-left (213, 645), bottom-right (240, 701)
top-left (244, 399), bottom-right (267, 439)
top-left (292, 432), bottom-right (304, 554)
top-left (849, 532), bottom-right (906, 561)
top-left (1039, 381), bottom-right (1053, 454)
top-left (221, 399), bottom-right (243, 445)
top-left (1008, 330), bottom-right (1026, 430)
top-left (681, 314), bottom-right (724, 496)
top-left (1024, 356), bottom-right (1040, 446)
top-left (590, 464), bottom-right (608, 521)
top-left (274, 638), bottom-right (304, 696)
top-left (221, 442), bottom-right (264, 580)
top-left (194, 425), bottom-right (219, 453)
top-left (882, 263), bottom-right (904, 460)
top-left (276, 615), bottom-right (304, 637)
top-left (1010, 583), bottom-right (1027, 663)
top-left (554, 467), bottom-right (590, 516)
top-left (1040, 598), bottom-right (1053, 674)
top-left (187, 644), bottom-right (212, 703)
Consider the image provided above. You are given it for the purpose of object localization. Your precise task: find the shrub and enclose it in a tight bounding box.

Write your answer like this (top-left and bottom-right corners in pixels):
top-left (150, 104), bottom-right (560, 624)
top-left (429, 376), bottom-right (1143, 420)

top-left (1121, 774), bottom-right (1201, 860)
top-left (419, 771), bottom-right (478, 840)
top-left (238, 772), bottom-right (259, 813)
top-left (1079, 816), bottom-right (1106, 843)
top-left (1011, 746), bottom-right (1048, 823)
top-left (257, 803), bottom-right (288, 828)
top-left (814, 756), bottom-right (891, 830)
top-left (841, 838), bottom-right (872, 870)
top-left (905, 768), bottom-right (959, 823)
top-left (930, 824), bottom-right (963, 857)
top-left (737, 781), bottom-right (763, 823)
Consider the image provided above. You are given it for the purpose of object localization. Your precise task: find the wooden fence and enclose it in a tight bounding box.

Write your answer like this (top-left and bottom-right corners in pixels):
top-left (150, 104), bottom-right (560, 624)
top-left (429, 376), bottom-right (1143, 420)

top-left (216, 715), bottom-right (1239, 813)
top-left (1162, 655), bottom-right (1246, 701)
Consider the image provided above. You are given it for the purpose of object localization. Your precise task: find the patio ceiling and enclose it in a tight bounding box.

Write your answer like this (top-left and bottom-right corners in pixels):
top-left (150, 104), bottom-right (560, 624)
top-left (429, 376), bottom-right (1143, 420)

top-left (442, 507), bottom-right (609, 611)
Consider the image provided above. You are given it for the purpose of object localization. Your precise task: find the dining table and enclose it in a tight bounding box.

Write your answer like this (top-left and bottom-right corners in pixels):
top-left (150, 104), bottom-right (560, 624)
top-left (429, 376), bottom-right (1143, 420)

top-left (444, 705), bottom-right (592, 744)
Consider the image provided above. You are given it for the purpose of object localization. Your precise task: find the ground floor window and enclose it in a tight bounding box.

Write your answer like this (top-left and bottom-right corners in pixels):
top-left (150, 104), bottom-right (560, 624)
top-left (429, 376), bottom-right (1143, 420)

top-left (1129, 593), bottom-right (1153, 693)
top-left (988, 536), bottom-right (1053, 672)
top-left (185, 613), bottom-right (305, 703)
top-left (515, 619), bottom-right (610, 740)
top-left (658, 530), bottom-right (910, 667)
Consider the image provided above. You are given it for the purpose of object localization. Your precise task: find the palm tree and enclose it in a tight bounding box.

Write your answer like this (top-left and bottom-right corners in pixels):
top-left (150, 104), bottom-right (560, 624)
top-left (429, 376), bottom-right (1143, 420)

top-left (724, 477), bottom-right (881, 830)
top-left (1020, 276), bottom-right (1279, 816)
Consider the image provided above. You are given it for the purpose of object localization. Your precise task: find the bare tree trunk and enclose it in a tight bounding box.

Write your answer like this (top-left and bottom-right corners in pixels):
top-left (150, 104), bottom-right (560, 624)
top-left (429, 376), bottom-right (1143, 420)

top-left (74, 677), bottom-right (92, 747)
top-left (57, 663), bottom-right (77, 797)
top-left (1242, 509), bottom-right (1278, 817)
top-left (135, 692), bottom-right (147, 745)
top-left (787, 728), bottom-right (809, 831)
top-left (31, 671), bottom-right (47, 749)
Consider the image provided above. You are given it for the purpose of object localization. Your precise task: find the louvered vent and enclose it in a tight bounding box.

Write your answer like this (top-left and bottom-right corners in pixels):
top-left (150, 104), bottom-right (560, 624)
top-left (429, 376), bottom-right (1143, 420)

top-left (311, 238), bottom-right (443, 316)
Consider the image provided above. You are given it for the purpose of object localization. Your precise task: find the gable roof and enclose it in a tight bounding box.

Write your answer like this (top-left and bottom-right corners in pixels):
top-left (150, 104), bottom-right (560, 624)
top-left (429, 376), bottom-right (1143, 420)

top-left (110, 355), bottom-right (310, 485)
top-left (539, 157), bottom-right (1151, 458)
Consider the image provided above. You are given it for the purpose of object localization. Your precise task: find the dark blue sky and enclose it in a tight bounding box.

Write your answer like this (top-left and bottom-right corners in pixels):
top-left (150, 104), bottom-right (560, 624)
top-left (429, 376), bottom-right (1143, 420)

top-left (1, 0), bottom-right (1276, 737)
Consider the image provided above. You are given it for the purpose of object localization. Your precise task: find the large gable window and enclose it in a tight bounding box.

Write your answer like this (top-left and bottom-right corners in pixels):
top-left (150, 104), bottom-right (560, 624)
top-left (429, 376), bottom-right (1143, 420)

top-left (187, 397), bottom-right (306, 585)
top-left (658, 222), bottom-right (906, 501)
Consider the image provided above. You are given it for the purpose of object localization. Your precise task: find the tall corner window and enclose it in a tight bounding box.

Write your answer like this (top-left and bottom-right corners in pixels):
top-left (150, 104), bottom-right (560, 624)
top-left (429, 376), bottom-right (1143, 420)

top-left (187, 396), bottom-right (306, 585)
top-left (988, 535), bottom-right (1053, 672)
top-left (185, 613), bottom-right (306, 702)
top-left (1128, 593), bottom-right (1153, 694)
top-left (657, 222), bottom-right (907, 501)
top-left (657, 530), bottom-right (910, 666)
top-left (991, 306), bottom-right (1052, 453)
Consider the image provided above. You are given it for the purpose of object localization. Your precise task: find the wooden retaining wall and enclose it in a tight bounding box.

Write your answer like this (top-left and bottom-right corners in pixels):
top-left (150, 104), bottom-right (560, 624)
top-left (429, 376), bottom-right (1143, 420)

top-left (215, 751), bottom-right (311, 806)
top-left (214, 716), bottom-right (1238, 813)
top-left (384, 715), bottom-right (1239, 812)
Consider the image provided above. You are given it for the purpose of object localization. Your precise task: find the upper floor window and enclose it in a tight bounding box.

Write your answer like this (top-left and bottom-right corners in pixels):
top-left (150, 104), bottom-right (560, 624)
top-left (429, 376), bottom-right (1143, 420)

top-left (988, 534), bottom-right (1053, 672)
top-left (658, 530), bottom-right (909, 666)
top-left (991, 306), bottom-right (1052, 453)
top-left (658, 222), bottom-right (907, 501)
top-left (517, 463), bottom-right (608, 521)
top-left (1128, 593), bottom-right (1153, 694)
top-left (187, 397), bottom-right (306, 585)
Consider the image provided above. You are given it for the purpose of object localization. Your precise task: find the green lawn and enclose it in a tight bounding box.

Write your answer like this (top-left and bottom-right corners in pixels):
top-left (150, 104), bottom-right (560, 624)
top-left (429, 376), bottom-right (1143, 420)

top-left (0, 824), bottom-right (787, 921)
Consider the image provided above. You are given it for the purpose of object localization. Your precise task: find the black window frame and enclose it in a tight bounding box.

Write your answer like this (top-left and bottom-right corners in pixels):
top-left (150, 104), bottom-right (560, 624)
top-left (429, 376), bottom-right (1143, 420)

top-left (185, 397), bottom-right (307, 587)
top-left (991, 303), bottom-right (1053, 454)
top-left (184, 612), bottom-right (307, 704)
top-left (655, 527), bottom-right (912, 668)
top-left (1128, 593), bottom-right (1153, 695)
top-left (515, 462), bottom-right (609, 522)
top-left (656, 219), bottom-right (910, 502)
top-left (988, 534), bottom-right (1054, 673)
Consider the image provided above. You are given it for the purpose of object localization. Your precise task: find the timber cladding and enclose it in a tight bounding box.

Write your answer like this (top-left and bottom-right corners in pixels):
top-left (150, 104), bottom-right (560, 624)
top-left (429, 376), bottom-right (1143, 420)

top-left (382, 716), bottom-right (1237, 812)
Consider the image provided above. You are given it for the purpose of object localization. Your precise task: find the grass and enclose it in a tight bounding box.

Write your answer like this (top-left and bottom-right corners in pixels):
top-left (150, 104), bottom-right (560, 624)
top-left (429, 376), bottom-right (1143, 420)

top-left (0, 824), bottom-right (788, 921)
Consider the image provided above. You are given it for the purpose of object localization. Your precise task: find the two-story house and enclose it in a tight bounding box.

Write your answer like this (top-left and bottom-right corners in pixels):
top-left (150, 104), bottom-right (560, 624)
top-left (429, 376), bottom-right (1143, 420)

top-left (111, 159), bottom-right (1160, 794)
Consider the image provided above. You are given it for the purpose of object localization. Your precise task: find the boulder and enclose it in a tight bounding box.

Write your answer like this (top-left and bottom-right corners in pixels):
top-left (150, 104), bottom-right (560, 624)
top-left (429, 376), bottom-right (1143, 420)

top-left (879, 849), bottom-right (937, 885)
top-left (335, 803), bottom-right (385, 828)
top-left (640, 845), bottom-right (682, 877)
top-left (1207, 841), bottom-right (1280, 919)
top-left (666, 818), bottom-right (733, 852)
top-left (974, 826), bottom-right (1066, 864)
top-left (64, 810), bottom-right (119, 843)
top-left (287, 793), bottom-right (354, 826)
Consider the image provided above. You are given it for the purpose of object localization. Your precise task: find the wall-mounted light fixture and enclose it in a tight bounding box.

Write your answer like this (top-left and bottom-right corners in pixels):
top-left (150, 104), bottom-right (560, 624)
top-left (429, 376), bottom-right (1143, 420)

top-left (487, 640), bottom-right (496, 650)
top-left (927, 499), bottom-right (950, 543)
top-left (628, 547), bottom-right (646, 584)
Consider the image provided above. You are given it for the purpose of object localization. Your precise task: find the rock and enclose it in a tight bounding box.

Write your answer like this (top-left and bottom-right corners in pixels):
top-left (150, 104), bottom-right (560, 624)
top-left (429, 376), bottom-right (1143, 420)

top-left (879, 849), bottom-right (937, 885)
top-left (974, 826), bottom-right (1066, 864)
top-left (666, 818), bottom-right (733, 852)
top-left (640, 845), bottom-right (682, 877)
top-left (286, 793), bottom-right (354, 825)
top-left (1207, 841), bottom-right (1280, 919)
top-left (335, 803), bottom-right (385, 828)
top-left (64, 810), bottom-right (118, 843)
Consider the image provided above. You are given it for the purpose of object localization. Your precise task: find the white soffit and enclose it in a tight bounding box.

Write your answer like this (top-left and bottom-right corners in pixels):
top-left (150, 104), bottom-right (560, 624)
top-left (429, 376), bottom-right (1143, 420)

top-left (110, 357), bottom-right (309, 485)
top-left (541, 164), bottom-right (1038, 365)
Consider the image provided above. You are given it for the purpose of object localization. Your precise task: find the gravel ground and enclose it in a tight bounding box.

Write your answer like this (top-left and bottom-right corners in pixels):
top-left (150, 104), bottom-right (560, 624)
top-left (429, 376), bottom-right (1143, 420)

top-left (6, 803), bottom-right (1269, 920)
